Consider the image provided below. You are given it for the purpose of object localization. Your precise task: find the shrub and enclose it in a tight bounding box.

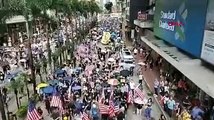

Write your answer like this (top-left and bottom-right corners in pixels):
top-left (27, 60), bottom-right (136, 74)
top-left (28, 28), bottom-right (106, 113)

top-left (16, 105), bottom-right (28, 118)
top-left (31, 94), bottom-right (40, 102)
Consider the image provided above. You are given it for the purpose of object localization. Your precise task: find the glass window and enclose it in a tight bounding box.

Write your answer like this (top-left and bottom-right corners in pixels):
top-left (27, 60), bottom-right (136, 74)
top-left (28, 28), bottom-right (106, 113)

top-left (124, 60), bottom-right (133, 64)
top-left (125, 51), bottom-right (131, 55)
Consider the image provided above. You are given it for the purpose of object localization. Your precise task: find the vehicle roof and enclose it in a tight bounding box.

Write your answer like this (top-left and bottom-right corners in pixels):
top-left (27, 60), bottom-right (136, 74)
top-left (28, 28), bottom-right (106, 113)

top-left (122, 55), bottom-right (134, 58)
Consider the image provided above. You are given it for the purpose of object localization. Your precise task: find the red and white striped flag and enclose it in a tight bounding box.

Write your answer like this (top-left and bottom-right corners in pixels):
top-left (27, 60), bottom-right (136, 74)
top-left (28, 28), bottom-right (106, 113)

top-left (134, 85), bottom-right (144, 100)
top-left (98, 103), bottom-right (109, 114)
top-left (109, 100), bottom-right (115, 117)
top-left (81, 111), bottom-right (90, 120)
top-left (50, 94), bottom-right (63, 112)
top-left (108, 91), bottom-right (115, 117)
top-left (27, 102), bottom-right (41, 120)
top-left (114, 105), bottom-right (120, 113)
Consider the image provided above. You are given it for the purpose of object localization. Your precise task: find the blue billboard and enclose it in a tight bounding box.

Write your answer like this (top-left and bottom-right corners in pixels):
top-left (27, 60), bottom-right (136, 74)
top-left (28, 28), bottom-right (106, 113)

top-left (154, 0), bottom-right (208, 57)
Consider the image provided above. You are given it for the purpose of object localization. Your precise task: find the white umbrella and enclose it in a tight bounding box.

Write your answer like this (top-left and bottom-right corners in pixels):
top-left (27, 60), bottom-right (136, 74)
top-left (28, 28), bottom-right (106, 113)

top-left (138, 62), bottom-right (146, 66)
top-left (108, 58), bottom-right (115, 62)
top-left (19, 59), bottom-right (26, 62)
top-left (134, 97), bottom-right (144, 104)
top-left (108, 79), bottom-right (119, 86)
top-left (19, 44), bottom-right (25, 47)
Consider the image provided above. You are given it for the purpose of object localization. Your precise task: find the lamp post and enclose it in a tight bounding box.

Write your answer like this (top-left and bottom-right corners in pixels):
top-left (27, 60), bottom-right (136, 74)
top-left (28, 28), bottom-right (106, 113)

top-left (0, 71), bottom-right (6, 120)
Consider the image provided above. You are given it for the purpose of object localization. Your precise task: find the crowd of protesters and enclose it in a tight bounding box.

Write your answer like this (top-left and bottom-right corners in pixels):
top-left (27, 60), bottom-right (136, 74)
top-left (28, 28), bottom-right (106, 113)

top-left (32, 17), bottom-right (162, 120)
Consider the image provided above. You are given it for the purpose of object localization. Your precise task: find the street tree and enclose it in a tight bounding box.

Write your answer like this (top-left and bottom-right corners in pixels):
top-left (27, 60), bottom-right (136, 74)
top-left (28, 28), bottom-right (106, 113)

top-left (0, 0), bottom-right (43, 94)
top-left (9, 77), bottom-right (25, 109)
top-left (15, 73), bottom-right (30, 100)
top-left (104, 2), bottom-right (113, 13)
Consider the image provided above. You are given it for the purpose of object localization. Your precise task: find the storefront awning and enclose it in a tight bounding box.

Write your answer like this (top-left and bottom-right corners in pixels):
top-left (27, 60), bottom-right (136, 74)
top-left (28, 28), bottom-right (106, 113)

top-left (6, 15), bottom-right (26, 24)
top-left (6, 15), bottom-right (33, 24)
top-left (134, 19), bottom-right (153, 28)
top-left (141, 36), bottom-right (214, 98)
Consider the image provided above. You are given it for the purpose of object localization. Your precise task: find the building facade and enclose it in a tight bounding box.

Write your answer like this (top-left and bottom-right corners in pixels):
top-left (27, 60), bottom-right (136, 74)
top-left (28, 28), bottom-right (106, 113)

top-left (123, 0), bottom-right (214, 119)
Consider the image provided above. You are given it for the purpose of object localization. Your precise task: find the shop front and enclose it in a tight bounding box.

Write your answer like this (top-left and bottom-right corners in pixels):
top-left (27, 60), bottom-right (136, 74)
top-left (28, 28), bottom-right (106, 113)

top-left (133, 0), bottom-right (214, 118)
top-left (134, 29), bottom-right (214, 119)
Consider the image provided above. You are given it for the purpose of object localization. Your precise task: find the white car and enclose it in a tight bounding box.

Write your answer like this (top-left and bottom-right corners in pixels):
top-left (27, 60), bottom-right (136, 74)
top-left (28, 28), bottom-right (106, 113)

top-left (120, 48), bottom-right (134, 61)
top-left (119, 59), bottom-right (135, 70)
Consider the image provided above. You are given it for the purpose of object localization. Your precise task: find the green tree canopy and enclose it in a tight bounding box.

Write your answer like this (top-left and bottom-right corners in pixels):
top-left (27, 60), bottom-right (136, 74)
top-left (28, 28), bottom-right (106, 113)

top-left (104, 2), bottom-right (113, 13)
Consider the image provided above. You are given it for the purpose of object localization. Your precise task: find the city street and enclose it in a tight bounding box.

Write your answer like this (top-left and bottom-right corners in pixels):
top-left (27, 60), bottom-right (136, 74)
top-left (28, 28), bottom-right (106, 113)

top-left (0, 14), bottom-right (166, 120)
top-left (0, 0), bottom-right (212, 119)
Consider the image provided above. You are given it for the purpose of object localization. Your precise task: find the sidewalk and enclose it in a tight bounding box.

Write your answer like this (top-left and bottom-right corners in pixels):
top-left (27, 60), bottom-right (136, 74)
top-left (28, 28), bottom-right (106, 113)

top-left (130, 74), bottom-right (163, 120)
top-left (5, 64), bottom-right (52, 120)
top-left (125, 40), bottom-right (170, 120)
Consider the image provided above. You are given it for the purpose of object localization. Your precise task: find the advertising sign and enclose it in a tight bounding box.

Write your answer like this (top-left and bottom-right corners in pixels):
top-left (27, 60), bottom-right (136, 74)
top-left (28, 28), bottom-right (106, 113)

top-left (201, 0), bottom-right (214, 65)
top-left (154, 0), bottom-right (208, 57)
top-left (137, 11), bottom-right (148, 21)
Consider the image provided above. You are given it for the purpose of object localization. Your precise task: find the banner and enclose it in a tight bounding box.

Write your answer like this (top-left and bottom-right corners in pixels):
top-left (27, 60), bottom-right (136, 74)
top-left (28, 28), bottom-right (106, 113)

top-left (101, 32), bottom-right (111, 45)
top-left (154, 0), bottom-right (208, 57)
top-left (201, 0), bottom-right (214, 65)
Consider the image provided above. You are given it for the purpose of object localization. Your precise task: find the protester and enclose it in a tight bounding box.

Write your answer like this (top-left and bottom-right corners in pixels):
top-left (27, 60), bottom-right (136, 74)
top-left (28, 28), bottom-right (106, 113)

top-left (144, 105), bottom-right (152, 120)
top-left (167, 97), bottom-right (176, 117)
top-left (159, 114), bottom-right (166, 120)
top-left (154, 78), bottom-right (160, 96)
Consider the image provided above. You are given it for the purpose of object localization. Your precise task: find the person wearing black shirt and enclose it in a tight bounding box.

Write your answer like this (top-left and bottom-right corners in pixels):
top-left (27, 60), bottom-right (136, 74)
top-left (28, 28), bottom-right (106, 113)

top-left (159, 114), bottom-right (166, 120)
top-left (117, 108), bottom-right (125, 120)
top-left (182, 96), bottom-right (191, 108)
top-left (175, 104), bottom-right (182, 118)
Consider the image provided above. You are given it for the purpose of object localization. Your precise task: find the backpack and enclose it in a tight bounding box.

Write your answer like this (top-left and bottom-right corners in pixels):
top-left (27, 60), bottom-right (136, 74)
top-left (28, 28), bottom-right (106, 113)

top-left (91, 108), bottom-right (99, 118)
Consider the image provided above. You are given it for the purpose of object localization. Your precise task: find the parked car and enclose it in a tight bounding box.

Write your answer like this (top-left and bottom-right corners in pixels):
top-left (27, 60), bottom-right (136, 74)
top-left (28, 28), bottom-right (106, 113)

top-left (119, 59), bottom-right (135, 70)
top-left (120, 48), bottom-right (134, 61)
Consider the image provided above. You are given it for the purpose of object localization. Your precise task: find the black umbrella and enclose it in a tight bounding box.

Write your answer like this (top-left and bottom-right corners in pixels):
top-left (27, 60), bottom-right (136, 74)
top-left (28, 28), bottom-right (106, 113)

top-left (120, 70), bottom-right (130, 78)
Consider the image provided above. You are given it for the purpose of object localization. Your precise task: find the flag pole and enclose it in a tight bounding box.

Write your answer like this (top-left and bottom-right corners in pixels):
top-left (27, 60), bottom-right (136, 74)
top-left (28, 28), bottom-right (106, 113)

top-left (134, 84), bottom-right (141, 90)
top-left (84, 105), bottom-right (89, 112)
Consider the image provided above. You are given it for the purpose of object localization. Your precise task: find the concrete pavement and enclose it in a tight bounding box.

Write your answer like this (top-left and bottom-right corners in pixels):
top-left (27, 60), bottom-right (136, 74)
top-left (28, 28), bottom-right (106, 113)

top-left (3, 64), bottom-right (52, 120)
top-left (128, 70), bottom-right (162, 120)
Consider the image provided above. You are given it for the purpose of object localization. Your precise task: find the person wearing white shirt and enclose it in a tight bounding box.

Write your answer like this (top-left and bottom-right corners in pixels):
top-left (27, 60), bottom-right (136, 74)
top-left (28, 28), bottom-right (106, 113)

top-left (129, 80), bottom-right (135, 93)
top-left (139, 73), bottom-right (144, 84)
top-left (164, 85), bottom-right (170, 94)
top-left (154, 78), bottom-right (160, 96)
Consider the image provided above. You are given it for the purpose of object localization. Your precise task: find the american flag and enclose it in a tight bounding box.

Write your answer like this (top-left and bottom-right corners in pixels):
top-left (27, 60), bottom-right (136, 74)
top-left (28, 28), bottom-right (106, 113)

top-left (98, 103), bottom-right (109, 114)
top-left (127, 85), bottom-right (133, 103)
top-left (81, 111), bottom-right (90, 120)
top-left (108, 91), bottom-right (115, 117)
top-left (50, 91), bottom-right (63, 112)
top-left (114, 105), bottom-right (120, 113)
top-left (27, 101), bottom-right (41, 120)
top-left (134, 85), bottom-right (144, 100)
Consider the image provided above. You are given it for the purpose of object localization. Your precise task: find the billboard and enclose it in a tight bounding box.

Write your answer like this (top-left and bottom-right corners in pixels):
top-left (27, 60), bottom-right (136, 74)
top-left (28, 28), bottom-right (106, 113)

top-left (154, 0), bottom-right (208, 57)
top-left (201, 0), bottom-right (214, 65)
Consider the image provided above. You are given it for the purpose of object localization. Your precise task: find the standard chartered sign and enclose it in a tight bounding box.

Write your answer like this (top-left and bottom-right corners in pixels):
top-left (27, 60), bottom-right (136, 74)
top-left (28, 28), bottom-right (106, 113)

top-left (159, 11), bottom-right (176, 31)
